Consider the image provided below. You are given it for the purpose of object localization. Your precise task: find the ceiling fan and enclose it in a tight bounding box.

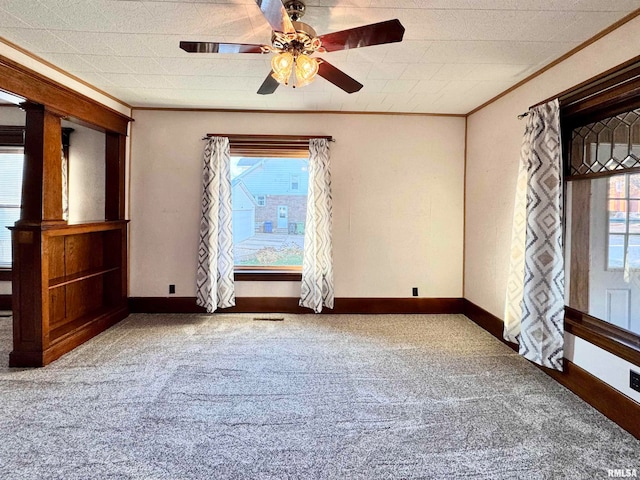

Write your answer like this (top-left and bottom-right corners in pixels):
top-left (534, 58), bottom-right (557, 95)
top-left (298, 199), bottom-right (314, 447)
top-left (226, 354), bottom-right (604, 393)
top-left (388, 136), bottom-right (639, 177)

top-left (179, 0), bottom-right (405, 95)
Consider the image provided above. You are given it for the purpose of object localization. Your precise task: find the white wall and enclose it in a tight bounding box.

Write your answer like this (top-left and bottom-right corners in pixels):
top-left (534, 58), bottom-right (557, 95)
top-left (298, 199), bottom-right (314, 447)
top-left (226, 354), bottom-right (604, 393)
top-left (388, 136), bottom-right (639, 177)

top-left (62, 120), bottom-right (106, 223)
top-left (129, 110), bottom-right (465, 299)
top-left (0, 105), bottom-right (25, 125)
top-left (465, 16), bottom-right (640, 400)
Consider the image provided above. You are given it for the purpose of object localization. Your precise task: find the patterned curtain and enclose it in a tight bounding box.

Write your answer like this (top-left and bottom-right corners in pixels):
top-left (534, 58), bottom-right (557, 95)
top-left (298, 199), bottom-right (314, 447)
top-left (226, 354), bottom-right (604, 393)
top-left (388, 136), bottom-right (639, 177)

top-left (196, 136), bottom-right (236, 313)
top-left (504, 99), bottom-right (565, 371)
top-left (300, 138), bottom-right (334, 313)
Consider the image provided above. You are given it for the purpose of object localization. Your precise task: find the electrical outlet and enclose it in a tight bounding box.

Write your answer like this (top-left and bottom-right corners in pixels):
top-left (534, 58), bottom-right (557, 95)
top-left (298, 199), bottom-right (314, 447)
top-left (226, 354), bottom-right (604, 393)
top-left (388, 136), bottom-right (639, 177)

top-left (169, 284), bottom-right (175, 295)
top-left (631, 370), bottom-right (640, 393)
top-left (412, 287), bottom-right (418, 297)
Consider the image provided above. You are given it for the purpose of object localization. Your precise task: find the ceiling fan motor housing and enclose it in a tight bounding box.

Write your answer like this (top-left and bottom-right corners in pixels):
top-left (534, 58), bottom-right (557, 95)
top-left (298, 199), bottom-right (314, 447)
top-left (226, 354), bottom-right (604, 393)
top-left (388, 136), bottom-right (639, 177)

top-left (271, 21), bottom-right (320, 55)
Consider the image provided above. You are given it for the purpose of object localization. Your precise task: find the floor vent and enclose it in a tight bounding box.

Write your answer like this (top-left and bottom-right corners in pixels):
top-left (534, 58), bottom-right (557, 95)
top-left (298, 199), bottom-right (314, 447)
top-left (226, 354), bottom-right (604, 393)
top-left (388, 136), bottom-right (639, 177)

top-left (253, 317), bottom-right (284, 321)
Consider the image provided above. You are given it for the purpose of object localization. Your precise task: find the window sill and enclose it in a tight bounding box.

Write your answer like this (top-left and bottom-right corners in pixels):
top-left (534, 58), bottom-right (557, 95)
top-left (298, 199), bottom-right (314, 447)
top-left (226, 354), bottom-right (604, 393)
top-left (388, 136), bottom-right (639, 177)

top-left (234, 271), bottom-right (301, 282)
top-left (564, 306), bottom-right (640, 367)
top-left (0, 269), bottom-right (11, 282)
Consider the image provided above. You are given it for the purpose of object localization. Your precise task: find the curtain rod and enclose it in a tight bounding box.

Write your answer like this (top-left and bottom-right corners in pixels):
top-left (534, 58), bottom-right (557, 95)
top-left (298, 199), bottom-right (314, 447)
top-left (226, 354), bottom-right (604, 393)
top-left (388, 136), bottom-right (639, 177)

top-left (517, 94), bottom-right (566, 119)
top-left (203, 134), bottom-right (334, 142)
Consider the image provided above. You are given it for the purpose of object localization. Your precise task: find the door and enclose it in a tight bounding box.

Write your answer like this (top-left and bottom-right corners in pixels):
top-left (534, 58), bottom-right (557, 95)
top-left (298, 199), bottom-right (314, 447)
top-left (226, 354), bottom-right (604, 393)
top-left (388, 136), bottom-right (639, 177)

top-left (277, 205), bottom-right (288, 229)
top-left (589, 174), bottom-right (640, 332)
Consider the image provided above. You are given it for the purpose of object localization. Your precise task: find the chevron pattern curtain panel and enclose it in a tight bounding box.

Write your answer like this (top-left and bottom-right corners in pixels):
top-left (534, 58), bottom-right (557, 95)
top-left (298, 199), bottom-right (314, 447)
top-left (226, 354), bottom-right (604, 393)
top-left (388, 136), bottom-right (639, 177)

top-left (196, 136), bottom-right (236, 313)
top-left (504, 99), bottom-right (565, 371)
top-left (300, 138), bottom-right (334, 313)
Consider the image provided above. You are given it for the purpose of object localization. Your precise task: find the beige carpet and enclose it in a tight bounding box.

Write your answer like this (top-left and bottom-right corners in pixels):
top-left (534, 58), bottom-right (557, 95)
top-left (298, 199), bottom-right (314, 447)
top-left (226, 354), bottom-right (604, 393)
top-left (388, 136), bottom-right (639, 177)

top-left (0, 313), bottom-right (638, 479)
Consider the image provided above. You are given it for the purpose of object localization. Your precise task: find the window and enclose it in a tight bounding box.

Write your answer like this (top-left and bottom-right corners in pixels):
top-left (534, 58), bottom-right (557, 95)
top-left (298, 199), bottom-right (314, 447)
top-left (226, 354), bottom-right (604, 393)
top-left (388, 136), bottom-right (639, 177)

top-left (565, 106), bottom-right (640, 333)
top-left (231, 156), bottom-right (308, 270)
top-left (562, 59), bottom-right (640, 363)
top-left (0, 147), bottom-right (24, 268)
top-left (607, 173), bottom-right (640, 270)
top-left (290, 174), bottom-right (300, 191)
top-left (222, 134), bottom-right (323, 276)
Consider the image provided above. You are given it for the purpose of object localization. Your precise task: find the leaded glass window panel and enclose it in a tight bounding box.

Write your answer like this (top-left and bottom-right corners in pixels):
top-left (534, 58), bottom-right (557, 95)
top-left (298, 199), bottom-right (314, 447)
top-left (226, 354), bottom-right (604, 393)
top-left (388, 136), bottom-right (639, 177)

top-left (568, 108), bottom-right (640, 177)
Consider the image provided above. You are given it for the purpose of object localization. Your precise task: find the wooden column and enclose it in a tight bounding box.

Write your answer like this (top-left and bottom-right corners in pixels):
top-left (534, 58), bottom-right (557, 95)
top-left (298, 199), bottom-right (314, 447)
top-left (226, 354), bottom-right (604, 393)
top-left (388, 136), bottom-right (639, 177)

top-left (105, 132), bottom-right (128, 305)
top-left (18, 102), bottom-right (64, 226)
top-left (105, 131), bottom-right (126, 221)
top-left (9, 225), bottom-right (45, 366)
top-left (10, 102), bottom-right (64, 366)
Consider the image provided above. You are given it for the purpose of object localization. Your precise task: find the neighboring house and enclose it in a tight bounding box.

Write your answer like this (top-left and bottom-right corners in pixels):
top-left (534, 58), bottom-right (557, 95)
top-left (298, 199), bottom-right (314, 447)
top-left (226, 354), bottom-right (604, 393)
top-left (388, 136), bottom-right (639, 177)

top-left (231, 181), bottom-right (257, 243)
top-left (232, 158), bottom-right (308, 234)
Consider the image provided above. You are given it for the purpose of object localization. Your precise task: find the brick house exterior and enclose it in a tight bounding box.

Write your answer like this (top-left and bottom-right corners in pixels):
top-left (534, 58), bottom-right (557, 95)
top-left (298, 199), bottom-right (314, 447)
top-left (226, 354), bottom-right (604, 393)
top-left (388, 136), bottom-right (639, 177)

top-left (232, 158), bottom-right (309, 234)
top-left (255, 195), bottom-right (307, 233)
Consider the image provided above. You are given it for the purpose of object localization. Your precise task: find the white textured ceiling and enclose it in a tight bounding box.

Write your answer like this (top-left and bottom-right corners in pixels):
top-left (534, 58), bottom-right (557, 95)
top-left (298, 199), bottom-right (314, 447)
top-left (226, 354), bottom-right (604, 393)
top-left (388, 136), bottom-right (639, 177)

top-left (0, 0), bottom-right (638, 114)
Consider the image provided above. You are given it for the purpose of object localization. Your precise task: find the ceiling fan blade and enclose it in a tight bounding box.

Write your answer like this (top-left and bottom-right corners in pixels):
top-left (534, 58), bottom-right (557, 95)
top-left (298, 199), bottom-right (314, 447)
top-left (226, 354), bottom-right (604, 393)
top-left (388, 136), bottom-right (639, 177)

top-left (257, 72), bottom-right (280, 95)
top-left (317, 19), bottom-right (405, 52)
top-left (317, 59), bottom-right (363, 94)
top-left (180, 41), bottom-right (265, 54)
top-left (255, 0), bottom-right (295, 34)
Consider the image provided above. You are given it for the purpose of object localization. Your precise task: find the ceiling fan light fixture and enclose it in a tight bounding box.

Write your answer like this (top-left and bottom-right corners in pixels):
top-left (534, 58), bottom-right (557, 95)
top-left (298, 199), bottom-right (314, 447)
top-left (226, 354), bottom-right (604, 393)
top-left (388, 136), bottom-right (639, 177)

top-left (271, 51), bottom-right (294, 85)
top-left (294, 54), bottom-right (319, 88)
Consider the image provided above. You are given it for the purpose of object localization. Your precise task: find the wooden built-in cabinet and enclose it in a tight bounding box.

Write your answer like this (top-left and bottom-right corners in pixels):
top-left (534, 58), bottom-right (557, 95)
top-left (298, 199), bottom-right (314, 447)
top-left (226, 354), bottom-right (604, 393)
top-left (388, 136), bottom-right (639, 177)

top-left (10, 221), bottom-right (128, 367)
top-left (0, 55), bottom-right (132, 367)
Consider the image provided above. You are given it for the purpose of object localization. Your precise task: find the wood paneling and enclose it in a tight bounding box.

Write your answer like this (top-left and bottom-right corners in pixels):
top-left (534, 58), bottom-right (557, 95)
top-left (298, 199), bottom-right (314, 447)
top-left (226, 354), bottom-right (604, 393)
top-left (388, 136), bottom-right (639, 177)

top-left (10, 221), bottom-right (129, 367)
top-left (65, 233), bottom-right (104, 274)
top-left (47, 236), bottom-right (65, 279)
top-left (47, 234), bottom-right (66, 329)
top-left (463, 299), bottom-right (640, 439)
top-left (129, 296), bottom-right (464, 314)
top-left (48, 289), bottom-right (65, 328)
